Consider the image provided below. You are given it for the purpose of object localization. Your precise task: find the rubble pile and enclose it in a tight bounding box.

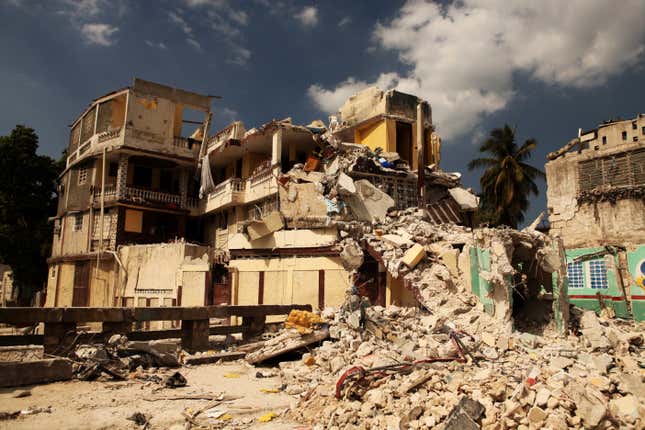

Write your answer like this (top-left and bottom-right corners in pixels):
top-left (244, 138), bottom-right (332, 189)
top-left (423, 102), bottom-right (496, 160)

top-left (273, 306), bottom-right (644, 430)
top-left (71, 335), bottom-right (182, 383)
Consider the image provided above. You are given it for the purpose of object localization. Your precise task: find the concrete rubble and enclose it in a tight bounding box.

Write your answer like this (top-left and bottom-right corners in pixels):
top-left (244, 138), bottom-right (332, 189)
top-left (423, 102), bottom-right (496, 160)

top-left (258, 303), bottom-right (644, 430)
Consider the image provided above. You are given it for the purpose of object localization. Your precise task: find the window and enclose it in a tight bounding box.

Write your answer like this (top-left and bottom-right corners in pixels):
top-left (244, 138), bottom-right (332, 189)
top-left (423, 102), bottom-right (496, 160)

top-left (567, 262), bottom-right (584, 289)
top-left (632, 122), bottom-right (637, 130)
top-left (621, 131), bottom-right (627, 141)
top-left (50, 266), bottom-right (56, 278)
top-left (634, 136), bottom-right (639, 142)
top-left (78, 166), bottom-right (88, 185)
top-left (602, 136), bottom-right (607, 145)
top-left (642, 126), bottom-right (645, 135)
top-left (73, 213), bottom-right (83, 231)
top-left (589, 259), bottom-right (608, 289)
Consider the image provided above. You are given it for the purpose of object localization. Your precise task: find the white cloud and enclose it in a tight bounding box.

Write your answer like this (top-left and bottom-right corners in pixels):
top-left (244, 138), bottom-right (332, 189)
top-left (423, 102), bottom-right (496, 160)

top-left (168, 10), bottom-right (193, 35)
top-left (186, 37), bottom-right (202, 51)
top-left (294, 6), bottom-right (318, 27)
top-left (308, 0), bottom-right (645, 140)
top-left (338, 16), bottom-right (351, 27)
top-left (59, 0), bottom-right (103, 18)
top-left (80, 23), bottom-right (118, 46)
top-left (227, 45), bottom-right (251, 65)
top-left (144, 40), bottom-right (167, 49)
top-left (179, 0), bottom-right (251, 65)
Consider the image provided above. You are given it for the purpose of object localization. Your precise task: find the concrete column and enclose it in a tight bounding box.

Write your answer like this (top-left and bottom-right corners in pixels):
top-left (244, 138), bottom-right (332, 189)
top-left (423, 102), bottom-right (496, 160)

top-left (43, 322), bottom-right (77, 356)
top-left (271, 128), bottom-right (283, 166)
top-left (181, 319), bottom-right (209, 352)
top-left (116, 154), bottom-right (129, 199)
top-left (179, 169), bottom-right (188, 209)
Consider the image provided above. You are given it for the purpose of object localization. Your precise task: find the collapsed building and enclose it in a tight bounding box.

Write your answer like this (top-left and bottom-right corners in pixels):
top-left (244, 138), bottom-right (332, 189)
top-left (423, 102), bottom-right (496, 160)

top-left (42, 78), bottom-right (568, 335)
top-left (546, 114), bottom-right (645, 321)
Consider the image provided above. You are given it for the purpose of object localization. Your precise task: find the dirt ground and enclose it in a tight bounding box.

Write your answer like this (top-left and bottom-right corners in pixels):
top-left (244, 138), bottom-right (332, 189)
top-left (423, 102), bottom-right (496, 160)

top-left (0, 362), bottom-right (306, 430)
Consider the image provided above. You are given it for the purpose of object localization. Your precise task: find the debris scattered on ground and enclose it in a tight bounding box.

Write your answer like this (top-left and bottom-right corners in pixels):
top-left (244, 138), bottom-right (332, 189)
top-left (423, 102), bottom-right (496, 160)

top-left (126, 411), bottom-right (149, 428)
top-left (163, 371), bottom-right (187, 388)
top-left (272, 295), bottom-right (644, 429)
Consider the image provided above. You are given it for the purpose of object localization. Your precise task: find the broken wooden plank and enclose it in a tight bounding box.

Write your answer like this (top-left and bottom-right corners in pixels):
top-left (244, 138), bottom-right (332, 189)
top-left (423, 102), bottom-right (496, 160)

top-left (183, 351), bottom-right (246, 365)
top-left (246, 327), bottom-right (329, 364)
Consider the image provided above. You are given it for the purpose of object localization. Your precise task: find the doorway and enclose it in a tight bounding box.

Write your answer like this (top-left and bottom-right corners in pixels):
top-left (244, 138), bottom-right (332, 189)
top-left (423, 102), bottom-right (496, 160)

top-left (72, 261), bottom-right (90, 307)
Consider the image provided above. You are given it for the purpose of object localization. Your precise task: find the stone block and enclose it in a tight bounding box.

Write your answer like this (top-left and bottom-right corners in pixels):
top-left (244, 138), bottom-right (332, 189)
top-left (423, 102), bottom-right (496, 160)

top-left (402, 244), bottom-right (426, 268)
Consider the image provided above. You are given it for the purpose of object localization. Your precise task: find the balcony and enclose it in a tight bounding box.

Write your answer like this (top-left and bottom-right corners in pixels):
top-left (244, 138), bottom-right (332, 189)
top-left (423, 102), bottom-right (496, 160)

top-left (204, 178), bottom-right (246, 213)
top-left (204, 167), bottom-right (279, 214)
top-left (93, 185), bottom-right (182, 209)
top-left (67, 128), bottom-right (124, 167)
top-left (66, 128), bottom-right (202, 168)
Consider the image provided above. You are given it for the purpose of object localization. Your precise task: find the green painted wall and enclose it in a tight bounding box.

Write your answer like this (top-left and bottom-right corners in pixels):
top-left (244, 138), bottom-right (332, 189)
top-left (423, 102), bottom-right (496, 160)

top-left (565, 247), bottom-right (632, 319)
top-left (469, 248), bottom-right (494, 315)
top-left (626, 245), bottom-right (645, 321)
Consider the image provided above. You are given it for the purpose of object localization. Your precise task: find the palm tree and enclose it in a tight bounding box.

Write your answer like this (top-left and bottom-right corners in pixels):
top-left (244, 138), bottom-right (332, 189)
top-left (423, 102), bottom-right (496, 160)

top-left (468, 125), bottom-right (544, 228)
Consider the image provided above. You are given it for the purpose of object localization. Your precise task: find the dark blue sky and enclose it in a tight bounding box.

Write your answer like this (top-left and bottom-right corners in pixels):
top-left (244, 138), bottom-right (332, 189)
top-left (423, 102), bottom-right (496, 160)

top-left (1, 0), bottom-right (643, 224)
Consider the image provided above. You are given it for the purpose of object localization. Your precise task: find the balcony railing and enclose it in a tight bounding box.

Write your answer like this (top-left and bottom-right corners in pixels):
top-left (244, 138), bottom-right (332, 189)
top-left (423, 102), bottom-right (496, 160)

top-left (124, 187), bottom-right (181, 205)
top-left (93, 185), bottom-right (118, 204)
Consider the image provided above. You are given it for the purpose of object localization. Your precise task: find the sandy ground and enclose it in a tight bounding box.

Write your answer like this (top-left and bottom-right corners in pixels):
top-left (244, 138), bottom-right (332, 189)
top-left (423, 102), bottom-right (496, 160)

top-left (0, 362), bottom-right (307, 430)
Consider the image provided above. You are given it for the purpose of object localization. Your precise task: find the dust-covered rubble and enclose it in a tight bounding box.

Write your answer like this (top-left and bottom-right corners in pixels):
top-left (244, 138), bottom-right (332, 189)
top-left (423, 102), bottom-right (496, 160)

top-left (271, 305), bottom-right (644, 430)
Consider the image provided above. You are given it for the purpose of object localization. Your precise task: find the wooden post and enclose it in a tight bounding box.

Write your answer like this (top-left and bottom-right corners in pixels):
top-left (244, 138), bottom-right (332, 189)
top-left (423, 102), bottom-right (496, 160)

top-left (181, 319), bottom-right (210, 352)
top-left (43, 322), bottom-right (77, 356)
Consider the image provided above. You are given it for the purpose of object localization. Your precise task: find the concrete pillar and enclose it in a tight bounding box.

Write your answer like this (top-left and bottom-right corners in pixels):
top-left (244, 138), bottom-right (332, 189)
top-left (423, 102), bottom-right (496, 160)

top-left (181, 319), bottom-right (209, 352)
top-left (43, 322), bottom-right (77, 356)
top-left (116, 154), bottom-right (129, 199)
top-left (271, 128), bottom-right (283, 166)
top-left (179, 169), bottom-right (188, 209)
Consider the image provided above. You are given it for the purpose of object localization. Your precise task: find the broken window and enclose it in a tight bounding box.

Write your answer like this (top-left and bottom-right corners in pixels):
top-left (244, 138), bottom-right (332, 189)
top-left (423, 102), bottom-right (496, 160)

top-left (78, 166), bottom-right (89, 185)
top-left (80, 106), bottom-right (97, 144)
top-left (96, 94), bottom-right (126, 134)
top-left (578, 148), bottom-right (644, 191)
top-left (566, 262), bottom-right (584, 289)
top-left (589, 259), bottom-right (609, 289)
top-left (73, 213), bottom-right (84, 231)
top-left (69, 123), bottom-right (81, 152)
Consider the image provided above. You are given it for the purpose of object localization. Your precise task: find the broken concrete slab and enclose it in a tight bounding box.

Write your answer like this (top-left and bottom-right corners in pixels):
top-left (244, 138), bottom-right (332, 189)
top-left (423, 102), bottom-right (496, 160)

top-left (337, 172), bottom-right (356, 195)
top-left (247, 211), bottom-right (284, 241)
top-left (344, 179), bottom-right (394, 223)
top-left (0, 358), bottom-right (73, 387)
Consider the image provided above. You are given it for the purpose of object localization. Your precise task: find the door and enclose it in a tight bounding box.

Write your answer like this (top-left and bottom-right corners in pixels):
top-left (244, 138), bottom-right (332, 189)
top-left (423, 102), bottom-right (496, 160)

top-left (72, 261), bottom-right (90, 307)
